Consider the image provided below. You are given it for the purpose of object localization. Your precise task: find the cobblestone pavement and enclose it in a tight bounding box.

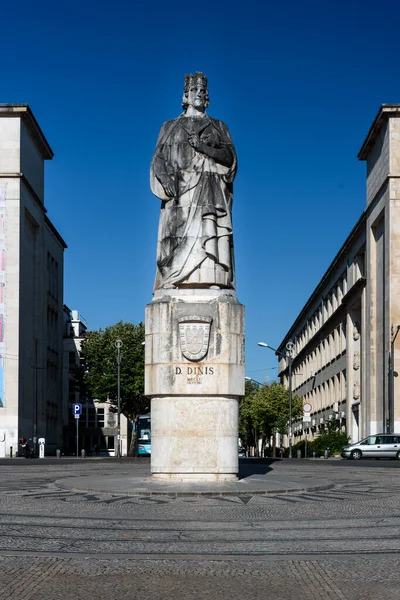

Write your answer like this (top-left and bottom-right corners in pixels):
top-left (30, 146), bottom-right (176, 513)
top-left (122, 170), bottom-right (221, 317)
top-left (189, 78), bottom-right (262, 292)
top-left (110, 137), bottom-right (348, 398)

top-left (0, 459), bottom-right (399, 599)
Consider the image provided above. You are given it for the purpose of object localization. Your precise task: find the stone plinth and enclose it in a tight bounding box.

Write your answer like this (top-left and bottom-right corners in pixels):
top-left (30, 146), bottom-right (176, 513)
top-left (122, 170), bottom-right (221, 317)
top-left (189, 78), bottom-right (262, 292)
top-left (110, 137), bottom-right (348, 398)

top-left (145, 289), bottom-right (244, 482)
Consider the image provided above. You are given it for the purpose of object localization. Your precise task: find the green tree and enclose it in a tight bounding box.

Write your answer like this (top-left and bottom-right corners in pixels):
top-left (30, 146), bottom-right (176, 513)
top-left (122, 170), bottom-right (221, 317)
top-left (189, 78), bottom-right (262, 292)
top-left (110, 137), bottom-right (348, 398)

top-left (239, 381), bottom-right (303, 456)
top-left (80, 321), bottom-right (147, 453)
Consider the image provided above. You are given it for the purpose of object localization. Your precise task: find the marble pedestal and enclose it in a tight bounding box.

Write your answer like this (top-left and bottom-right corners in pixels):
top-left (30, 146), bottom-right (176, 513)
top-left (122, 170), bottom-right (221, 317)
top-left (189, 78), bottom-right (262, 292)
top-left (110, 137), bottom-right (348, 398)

top-left (145, 289), bottom-right (245, 482)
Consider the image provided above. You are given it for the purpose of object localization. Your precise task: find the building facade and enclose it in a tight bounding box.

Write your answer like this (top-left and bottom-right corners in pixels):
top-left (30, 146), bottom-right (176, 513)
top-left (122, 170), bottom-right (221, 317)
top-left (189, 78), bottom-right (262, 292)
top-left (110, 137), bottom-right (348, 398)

top-left (63, 307), bottom-right (130, 456)
top-left (0, 105), bottom-right (66, 457)
top-left (278, 105), bottom-right (400, 444)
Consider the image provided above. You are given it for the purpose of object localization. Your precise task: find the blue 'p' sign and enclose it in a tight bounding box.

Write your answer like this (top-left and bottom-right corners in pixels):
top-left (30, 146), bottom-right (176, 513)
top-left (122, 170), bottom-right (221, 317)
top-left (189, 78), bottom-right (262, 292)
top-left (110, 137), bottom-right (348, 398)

top-left (72, 403), bottom-right (82, 416)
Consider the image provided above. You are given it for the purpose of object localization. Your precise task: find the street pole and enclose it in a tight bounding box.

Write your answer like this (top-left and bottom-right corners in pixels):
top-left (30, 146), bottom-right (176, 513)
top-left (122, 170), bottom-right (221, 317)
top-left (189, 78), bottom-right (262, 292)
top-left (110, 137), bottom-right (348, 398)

top-left (389, 325), bottom-right (400, 433)
top-left (258, 340), bottom-right (295, 459)
top-left (76, 415), bottom-right (79, 457)
top-left (288, 353), bottom-right (293, 459)
top-left (33, 338), bottom-right (38, 458)
top-left (115, 339), bottom-right (123, 458)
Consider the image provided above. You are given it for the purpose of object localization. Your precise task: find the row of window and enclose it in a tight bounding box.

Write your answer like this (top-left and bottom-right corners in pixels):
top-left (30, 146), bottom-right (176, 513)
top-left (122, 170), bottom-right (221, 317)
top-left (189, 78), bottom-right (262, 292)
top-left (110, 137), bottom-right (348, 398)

top-left (292, 322), bottom-right (347, 387)
top-left (300, 369), bottom-right (347, 415)
top-left (292, 254), bottom-right (364, 358)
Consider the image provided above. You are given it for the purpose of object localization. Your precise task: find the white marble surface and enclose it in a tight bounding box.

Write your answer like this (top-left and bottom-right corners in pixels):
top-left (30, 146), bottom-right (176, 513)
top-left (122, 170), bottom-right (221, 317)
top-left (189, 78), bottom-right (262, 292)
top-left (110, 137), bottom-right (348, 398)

top-left (145, 293), bottom-right (245, 397)
top-left (150, 395), bottom-right (238, 481)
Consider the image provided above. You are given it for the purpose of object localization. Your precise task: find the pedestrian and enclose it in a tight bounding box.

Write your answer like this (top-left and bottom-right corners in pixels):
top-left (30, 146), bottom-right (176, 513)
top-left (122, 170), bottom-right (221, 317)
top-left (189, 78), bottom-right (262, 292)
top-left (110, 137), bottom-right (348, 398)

top-left (279, 445), bottom-right (284, 459)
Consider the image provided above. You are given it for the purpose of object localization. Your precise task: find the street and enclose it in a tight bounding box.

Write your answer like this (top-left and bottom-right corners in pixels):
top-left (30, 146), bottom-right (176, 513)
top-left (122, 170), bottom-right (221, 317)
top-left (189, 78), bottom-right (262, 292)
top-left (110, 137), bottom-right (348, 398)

top-left (0, 458), bottom-right (399, 599)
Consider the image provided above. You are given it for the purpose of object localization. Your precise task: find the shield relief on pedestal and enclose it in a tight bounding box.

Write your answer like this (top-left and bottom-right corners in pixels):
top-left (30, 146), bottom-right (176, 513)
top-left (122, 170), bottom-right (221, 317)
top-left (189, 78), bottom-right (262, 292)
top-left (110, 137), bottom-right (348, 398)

top-left (178, 316), bottom-right (212, 362)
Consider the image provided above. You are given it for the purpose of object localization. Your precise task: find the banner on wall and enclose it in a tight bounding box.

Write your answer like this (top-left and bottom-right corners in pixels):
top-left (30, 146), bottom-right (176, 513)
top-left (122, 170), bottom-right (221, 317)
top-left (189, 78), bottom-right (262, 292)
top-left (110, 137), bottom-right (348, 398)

top-left (0, 184), bottom-right (5, 407)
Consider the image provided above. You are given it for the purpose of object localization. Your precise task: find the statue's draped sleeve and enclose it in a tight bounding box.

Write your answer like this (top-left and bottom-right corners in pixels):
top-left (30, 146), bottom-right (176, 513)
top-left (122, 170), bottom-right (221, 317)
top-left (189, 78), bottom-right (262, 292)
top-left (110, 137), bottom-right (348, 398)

top-left (150, 119), bottom-right (177, 201)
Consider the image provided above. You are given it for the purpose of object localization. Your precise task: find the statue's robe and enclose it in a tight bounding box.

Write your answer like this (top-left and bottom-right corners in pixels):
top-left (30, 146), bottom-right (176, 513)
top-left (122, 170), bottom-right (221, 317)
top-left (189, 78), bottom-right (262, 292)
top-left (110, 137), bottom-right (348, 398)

top-left (150, 115), bottom-right (237, 290)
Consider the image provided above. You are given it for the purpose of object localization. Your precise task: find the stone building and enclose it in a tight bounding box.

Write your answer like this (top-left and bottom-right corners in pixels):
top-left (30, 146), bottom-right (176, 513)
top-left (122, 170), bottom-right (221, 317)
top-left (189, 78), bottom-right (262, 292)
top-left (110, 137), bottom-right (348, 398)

top-left (0, 105), bottom-right (66, 457)
top-left (63, 307), bottom-right (130, 456)
top-left (278, 105), bottom-right (400, 444)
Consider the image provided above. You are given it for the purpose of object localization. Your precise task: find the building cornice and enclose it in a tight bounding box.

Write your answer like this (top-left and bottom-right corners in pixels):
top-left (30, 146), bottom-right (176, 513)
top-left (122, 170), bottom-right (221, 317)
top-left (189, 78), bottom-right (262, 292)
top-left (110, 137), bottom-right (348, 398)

top-left (0, 104), bottom-right (54, 160)
top-left (358, 104), bottom-right (400, 161)
top-left (21, 175), bottom-right (47, 213)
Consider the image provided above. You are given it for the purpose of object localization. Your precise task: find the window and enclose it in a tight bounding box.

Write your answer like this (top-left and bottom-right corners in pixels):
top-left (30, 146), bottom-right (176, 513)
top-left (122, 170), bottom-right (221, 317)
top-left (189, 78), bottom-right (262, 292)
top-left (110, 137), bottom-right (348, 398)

top-left (97, 408), bottom-right (105, 427)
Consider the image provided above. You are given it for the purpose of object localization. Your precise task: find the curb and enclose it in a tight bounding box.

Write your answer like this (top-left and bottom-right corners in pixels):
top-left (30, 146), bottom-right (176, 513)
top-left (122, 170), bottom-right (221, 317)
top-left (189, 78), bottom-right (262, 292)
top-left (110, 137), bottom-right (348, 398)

top-left (55, 480), bottom-right (335, 497)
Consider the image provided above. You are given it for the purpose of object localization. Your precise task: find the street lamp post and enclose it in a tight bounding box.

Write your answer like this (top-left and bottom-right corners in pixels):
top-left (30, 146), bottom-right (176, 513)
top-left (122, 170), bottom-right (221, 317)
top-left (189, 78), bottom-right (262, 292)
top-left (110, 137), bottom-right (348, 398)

top-left (389, 325), bottom-right (400, 433)
top-left (115, 339), bottom-right (123, 458)
top-left (258, 341), bottom-right (294, 458)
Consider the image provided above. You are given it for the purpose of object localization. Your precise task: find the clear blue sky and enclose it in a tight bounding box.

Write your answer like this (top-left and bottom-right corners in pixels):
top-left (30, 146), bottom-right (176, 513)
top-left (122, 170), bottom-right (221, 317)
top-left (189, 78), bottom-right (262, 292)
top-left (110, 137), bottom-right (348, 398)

top-left (2, 0), bottom-right (399, 381)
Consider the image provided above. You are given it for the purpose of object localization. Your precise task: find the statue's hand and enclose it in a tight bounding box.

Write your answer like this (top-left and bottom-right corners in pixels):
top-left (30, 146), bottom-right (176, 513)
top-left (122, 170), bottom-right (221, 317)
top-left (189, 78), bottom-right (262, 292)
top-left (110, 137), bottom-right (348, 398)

top-left (162, 179), bottom-right (176, 198)
top-left (188, 135), bottom-right (201, 150)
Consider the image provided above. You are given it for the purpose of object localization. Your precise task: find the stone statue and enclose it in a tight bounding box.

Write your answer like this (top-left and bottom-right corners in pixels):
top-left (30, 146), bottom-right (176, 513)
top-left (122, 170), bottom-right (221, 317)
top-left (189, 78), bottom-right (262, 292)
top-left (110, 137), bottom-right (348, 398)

top-left (353, 380), bottom-right (360, 400)
top-left (150, 72), bottom-right (237, 290)
top-left (353, 322), bottom-right (360, 341)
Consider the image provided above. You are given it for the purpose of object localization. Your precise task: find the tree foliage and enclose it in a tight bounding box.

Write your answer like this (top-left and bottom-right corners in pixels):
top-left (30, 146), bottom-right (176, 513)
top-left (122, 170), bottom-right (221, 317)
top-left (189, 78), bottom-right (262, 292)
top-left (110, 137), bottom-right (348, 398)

top-left (239, 381), bottom-right (303, 455)
top-left (80, 321), bottom-right (147, 421)
top-left (293, 424), bottom-right (350, 457)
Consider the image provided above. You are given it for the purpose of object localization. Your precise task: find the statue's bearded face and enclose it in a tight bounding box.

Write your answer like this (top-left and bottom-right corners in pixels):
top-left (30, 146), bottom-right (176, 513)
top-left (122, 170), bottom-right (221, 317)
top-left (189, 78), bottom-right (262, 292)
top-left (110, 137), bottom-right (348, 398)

top-left (187, 81), bottom-right (208, 110)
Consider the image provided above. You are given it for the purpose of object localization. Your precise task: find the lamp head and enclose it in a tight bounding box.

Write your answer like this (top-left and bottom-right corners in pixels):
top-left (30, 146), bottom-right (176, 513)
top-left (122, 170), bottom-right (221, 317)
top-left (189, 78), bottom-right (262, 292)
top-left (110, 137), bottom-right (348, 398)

top-left (258, 342), bottom-right (268, 348)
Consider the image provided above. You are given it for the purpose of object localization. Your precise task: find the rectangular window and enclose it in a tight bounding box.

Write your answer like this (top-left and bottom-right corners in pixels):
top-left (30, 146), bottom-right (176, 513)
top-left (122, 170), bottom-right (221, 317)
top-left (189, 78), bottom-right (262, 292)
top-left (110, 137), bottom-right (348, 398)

top-left (97, 408), bottom-right (105, 427)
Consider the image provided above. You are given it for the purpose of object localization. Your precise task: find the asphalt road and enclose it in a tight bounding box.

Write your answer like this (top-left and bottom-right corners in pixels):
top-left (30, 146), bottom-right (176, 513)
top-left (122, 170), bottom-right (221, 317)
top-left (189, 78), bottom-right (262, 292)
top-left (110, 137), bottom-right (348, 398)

top-left (0, 458), bottom-right (399, 599)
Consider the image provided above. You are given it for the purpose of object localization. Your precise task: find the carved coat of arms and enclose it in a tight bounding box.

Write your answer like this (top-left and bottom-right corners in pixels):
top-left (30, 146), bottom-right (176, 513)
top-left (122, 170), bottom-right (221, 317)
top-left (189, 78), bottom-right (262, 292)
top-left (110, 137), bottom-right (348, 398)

top-left (178, 316), bottom-right (212, 361)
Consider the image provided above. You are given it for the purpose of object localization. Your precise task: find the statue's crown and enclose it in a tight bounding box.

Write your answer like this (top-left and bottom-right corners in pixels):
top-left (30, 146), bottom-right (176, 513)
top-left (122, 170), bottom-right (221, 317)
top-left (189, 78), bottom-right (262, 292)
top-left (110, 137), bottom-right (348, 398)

top-left (184, 72), bottom-right (208, 91)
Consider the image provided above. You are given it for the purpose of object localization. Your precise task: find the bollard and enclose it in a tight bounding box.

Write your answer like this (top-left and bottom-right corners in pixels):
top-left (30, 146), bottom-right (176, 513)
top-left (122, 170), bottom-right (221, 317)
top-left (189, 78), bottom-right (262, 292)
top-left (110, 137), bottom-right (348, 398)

top-left (56, 449), bottom-right (61, 459)
top-left (297, 450), bottom-right (301, 459)
top-left (9, 446), bottom-right (12, 458)
top-left (81, 449), bottom-right (86, 459)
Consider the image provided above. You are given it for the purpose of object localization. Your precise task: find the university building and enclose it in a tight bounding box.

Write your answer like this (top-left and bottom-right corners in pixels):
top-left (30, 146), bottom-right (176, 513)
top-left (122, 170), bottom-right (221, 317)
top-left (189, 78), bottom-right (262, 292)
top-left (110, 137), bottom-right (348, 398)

top-left (278, 105), bottom-right (400, 444)
top-left (0, 105), bottom-right (66, 456)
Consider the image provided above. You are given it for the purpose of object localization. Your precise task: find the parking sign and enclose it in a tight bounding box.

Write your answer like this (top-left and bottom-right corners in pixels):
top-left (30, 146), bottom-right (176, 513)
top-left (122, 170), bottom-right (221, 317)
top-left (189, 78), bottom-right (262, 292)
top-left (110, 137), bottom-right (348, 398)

top-left (72, 403), bottom-right (82, 416)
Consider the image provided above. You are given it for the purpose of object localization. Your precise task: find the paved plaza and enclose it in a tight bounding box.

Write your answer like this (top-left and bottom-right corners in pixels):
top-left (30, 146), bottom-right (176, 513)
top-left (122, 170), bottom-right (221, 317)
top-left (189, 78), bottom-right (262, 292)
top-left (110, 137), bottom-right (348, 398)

top-left (0, 458), bottom-right (400, 599)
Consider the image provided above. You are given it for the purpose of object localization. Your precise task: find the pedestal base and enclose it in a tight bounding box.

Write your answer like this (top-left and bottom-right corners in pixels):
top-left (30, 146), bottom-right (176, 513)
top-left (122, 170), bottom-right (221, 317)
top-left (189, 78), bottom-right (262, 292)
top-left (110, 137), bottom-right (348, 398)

top-left (150, 396), bottom-right (238, 480)
top-left (145, 291), bottom-right (244, 483)
top-left (152, 473), bottom-right (238, 482)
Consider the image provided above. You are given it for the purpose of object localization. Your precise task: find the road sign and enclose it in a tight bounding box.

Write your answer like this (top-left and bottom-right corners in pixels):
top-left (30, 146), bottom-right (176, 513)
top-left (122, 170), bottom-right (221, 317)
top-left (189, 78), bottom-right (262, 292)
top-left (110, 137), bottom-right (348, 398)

top-left (303, 402), bottom-right (312, 413)
top-left (286, 341), bottom-right (295, 355)
top-left (303, 415), bottom-right (311, 422)
top-left (72, 403), bottom-right (82, 416)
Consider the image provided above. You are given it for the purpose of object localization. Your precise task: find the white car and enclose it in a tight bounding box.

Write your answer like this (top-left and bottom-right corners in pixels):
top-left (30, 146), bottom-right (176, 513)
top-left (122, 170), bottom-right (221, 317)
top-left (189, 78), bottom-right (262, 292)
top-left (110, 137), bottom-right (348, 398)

top-left (341, 434), bottom-right (400, 460)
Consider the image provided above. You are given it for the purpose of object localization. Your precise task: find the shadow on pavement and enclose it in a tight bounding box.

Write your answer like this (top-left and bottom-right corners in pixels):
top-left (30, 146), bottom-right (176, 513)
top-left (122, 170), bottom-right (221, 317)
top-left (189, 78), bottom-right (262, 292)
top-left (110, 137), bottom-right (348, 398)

top-left (238, 457), bottom-right (279, 479)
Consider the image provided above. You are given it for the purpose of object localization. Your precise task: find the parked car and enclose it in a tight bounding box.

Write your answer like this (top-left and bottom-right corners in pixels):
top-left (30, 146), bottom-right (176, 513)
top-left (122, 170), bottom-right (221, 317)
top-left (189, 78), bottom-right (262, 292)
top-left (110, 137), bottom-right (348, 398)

top-left (341, 434), bottom-right (400, 460)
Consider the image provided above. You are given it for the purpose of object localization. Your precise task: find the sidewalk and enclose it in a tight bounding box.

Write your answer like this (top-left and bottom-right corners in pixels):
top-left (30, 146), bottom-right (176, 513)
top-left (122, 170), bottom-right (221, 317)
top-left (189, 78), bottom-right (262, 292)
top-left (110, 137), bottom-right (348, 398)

top-left (55, 459), bottom-right (334, 497)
